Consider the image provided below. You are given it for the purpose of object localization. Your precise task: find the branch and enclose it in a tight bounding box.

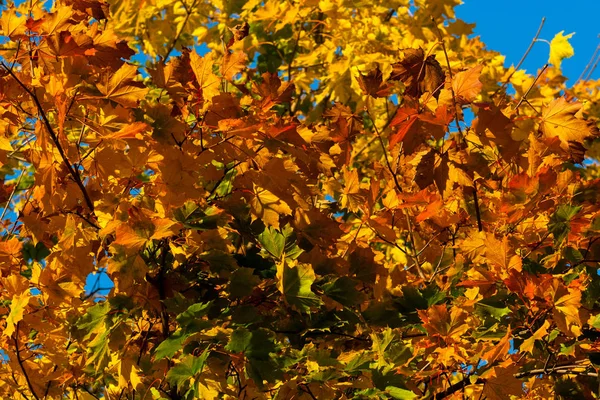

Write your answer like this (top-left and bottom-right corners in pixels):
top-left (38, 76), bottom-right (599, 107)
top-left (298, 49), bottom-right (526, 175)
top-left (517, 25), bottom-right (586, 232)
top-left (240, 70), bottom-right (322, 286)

top-left (0, 169), bottom-right (25, 222)
top-left (431, 18), bottom-right (484, 233)
top-left (430, 16), bottom-right (462, 138)
top-left (472, 180), bottom-right (483, 232)
top-left (431, 362), bottom-right (596, 400)
top-left (494, 17), bottom-right (545, 97)
top-left (0, 62), bottom-right (96, 213)
top-left (161, 0), bottom-right (198, 65)
top-left (514, 64), bottom-right (548, 111)
top-left (14, 322), bottom-right (40, 400)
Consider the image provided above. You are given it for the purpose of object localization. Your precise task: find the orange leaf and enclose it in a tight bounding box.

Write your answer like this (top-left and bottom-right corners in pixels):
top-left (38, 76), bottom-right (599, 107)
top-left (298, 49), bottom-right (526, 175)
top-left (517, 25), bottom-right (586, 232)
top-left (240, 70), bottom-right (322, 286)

top-left (452, 65), bottom-right (483, 104)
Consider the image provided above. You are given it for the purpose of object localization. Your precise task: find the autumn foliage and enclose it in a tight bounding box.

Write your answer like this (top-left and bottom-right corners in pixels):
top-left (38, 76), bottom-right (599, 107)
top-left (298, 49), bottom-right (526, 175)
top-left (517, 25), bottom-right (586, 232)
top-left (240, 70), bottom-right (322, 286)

top-left (1, 0), bottom-right (600, 398)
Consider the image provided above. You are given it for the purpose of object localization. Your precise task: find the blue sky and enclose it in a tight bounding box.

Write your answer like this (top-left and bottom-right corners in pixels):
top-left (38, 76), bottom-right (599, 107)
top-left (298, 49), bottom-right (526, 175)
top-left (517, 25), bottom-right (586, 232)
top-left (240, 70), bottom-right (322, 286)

top-left (456, 0), bottom-right (600, 84)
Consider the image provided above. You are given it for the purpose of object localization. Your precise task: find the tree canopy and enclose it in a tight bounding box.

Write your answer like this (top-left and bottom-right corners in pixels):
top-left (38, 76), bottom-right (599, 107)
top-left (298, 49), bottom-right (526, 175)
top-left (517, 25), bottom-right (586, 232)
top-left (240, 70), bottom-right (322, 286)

top-left (1, 0), bottom-right (600, 399)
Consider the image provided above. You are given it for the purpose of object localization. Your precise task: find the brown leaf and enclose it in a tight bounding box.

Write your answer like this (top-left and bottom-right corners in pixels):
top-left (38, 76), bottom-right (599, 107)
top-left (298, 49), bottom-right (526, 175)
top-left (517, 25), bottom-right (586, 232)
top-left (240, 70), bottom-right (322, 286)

top-left (356, 66), bottom-right (391, 98)
top-left (391, 48), bottom-right (445, 98)
top-left (389, 105), bottom-right (445, 154)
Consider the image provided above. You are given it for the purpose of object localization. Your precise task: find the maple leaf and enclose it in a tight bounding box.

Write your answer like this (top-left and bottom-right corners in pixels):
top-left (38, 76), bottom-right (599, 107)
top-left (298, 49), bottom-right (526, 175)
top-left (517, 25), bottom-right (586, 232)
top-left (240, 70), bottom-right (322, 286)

top-left (95, 63), bottom-right (149, 107)
top-left (390, 48), bottom-right (445, 98)
top-left (540, 97), bottom-right (591, 150)
top-left (482, 330), bottom-right (512, 364)
top-left (452, 65), bottom-right (483, 104)
top-left (340, 167), bottom-right (364, 213)
top-left (481, 364), bottom-right (524, 400)
top-left (389, 105), bottom-right (446, 153)
top-left (520, 320), bottom-right (550, 354)
top-left (249, 185), bottom-right (292, 229)
top-left (221, 50), bottom-right (247, 81)
top-left (190, 50), bottom-right (221, 105)
top-left (276, 260), bottom-right (322, 312)
top-left (253, 72), bottom-right (294, 111)
top-left (551, 281), bottom-right (582, 335)
top-left (357, 66), bottom-right (391, 98)
top-left (548, 31), bottom-right (575, 69)
top-left (4, 291), bottom-right (30, 337)
top-left (485, 233), bottom-right (522, 274)
top-left (0, 7), bottom-right (27, 39)
top-left (418, 305), bottom-right (470, 342)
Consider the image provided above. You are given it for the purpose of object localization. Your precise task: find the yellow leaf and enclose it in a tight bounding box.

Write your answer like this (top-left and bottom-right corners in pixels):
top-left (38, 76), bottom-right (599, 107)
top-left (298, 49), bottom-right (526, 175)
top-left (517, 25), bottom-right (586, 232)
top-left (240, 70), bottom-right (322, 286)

top-left (340, 167), bottom-right (364, 213)
top-left (40, 6), bottom-right (73, 35)
top-left (520, 320), bottom-right (549, 354)
top-left (541, 97), bottom-right (590, 149)
top-left (197, 380), bottom-right (220, 400)
top-left (485, 233), bottom-right (521, 274)
top-left (553, 283), bottom-right (582, 334)
top-left (250, 185), bottom-right (292, 228)
top-left (482, 330), bottom-right (511, 364)
top-left (221, 51), bottom-right (247, 81)
top-left (118, 358), bottom-right (143, 390)
top-left (96, 63), bottom-right (148, 108)
top-left (548, 31), bottom-right (575, 69)
top-left (190, 51), bottom-right (221, 104)
top-left (104, 122), bottom-right (151, 140)
top-left (4, 291), bottom-right (30, 337)
top-left (0, 7), bottom-right (26, 39)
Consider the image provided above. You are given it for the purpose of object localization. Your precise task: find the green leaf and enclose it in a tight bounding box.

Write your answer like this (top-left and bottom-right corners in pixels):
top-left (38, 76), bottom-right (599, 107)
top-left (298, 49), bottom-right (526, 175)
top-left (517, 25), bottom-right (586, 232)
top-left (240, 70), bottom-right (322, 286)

top-left (591, 315), bottom-right (600, 330)
top-left (386, 386), bottom-right (418, 400)
top-left (154, 330), bottom-right (193, 360)
top-left (257, 224), bottom-right (303, 260)
top-left (225, 327), bottom-right (278, 360)
top-left (548, 204), bottom-right (581, 246)
top-left (344, 351), bottom-right (373, 373)
top-left (277, 261), bottom-right (322, 312)
top-left (476, 299), bottom-right (511, 320)
top-left (176, 302), bottom-right (212, 332)
top-left (258, 226), bottom-right (285, 258)
top-left (76, 302), bottom-right (110, 340)
top-left (323, 276), bottom-right (365, 307)
top-left (166, 350), bottom-right (210, 388)
top-left (87, 329), bottom-right (111, 372)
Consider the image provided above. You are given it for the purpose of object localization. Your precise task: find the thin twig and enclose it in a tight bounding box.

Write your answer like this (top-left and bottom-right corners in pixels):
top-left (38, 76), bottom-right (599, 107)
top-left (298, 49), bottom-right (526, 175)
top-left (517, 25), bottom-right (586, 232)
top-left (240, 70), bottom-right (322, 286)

top-left (430, 16), bottom-right (462, 138)
top-left (0, 169), bottom-right (25, 222)
top-left (494, 17), bottom-right (545, 96)
top-left (161, 0), bottom-right (198, 65)
top-left (0, 62), bottom-right (96, 212)
top-left (515, 64), bottom-right (548, 110)
top-left (14, 322), bottom-right (40, 400)
top-left (472, 181), bottom-right (483, 231)
top-left (577, 40), bottom-right (600, 83)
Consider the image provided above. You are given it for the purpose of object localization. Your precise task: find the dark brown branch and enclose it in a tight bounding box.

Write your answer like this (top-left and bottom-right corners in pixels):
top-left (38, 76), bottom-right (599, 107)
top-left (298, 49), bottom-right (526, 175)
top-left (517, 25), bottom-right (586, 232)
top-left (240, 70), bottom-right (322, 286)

top-left (14, 322), bottom-right (40, 400)
top-left (514, 64), bottom-right (548, 111)
top-left (161, 0), bottom-right (198, 65)
top-left (472, 181), bottom-right (483, 232)
top-left (0, 62), bottom-right (95, 213)
top-left (431, 362), bottom-right (596, 400)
